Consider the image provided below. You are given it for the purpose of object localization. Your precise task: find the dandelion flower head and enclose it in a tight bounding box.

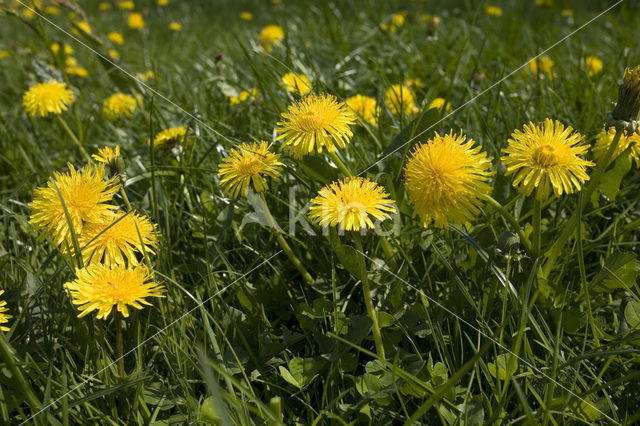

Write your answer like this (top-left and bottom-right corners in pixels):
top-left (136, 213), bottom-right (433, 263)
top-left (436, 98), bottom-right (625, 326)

top-left (592, 127), bottom-right (640, 167)
top-left (149, 126), bottom-right (188, 151)
top-left (0, 290), bottom-right (11, 332)
top-left (218, 141), bottom-right (284, 197)
top-left (346, 94), bottom-right (378, 126)
top-left (282, 72), bottom-right (312, 96)
top-left (385, 84), bottom-right (418, 116)
top-left (103, 93), bottom-right (138, 120)
top-left (22, 80), bottom-right (74, 117)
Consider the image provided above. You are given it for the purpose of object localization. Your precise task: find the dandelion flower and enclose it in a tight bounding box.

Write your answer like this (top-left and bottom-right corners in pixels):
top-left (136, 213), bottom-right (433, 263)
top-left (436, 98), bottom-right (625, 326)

top-left (346, 94), bottom-right (378, 126)
top-left (65, 263), bottom-right (164, 320)
top-left (585, 56), bottom-right (603, 76)
top-left (103, 93), bottom-right (138, 120)
top-left (149, 126), bottom-right (188, 151)
top-left (612, 65), bottom-right (640, 123)
top-left (240, 11), bottom-right (252, 20)
top-left (276, 93), bottom-right (356, 159)
top-left (107, 31), bottom-right (124, 45)
top-left (486, 5), bottom-right (503, 16)
top-left (99, 2), bottom-right (111, 11)
top-left (428, 97), bottom-right (452, 112)
top-left (592, 127), bottom-right (640, 167)
top-left (51, 43), bottom-right (73, 56)
top-left (157, 0), bottom-right (169, 5)
top-left (0, 290), bottom-right (11, 332)
top-left (108, 49), bottom-right (119, 59)
top-left (529, 56), bottom-right (556, 79)
top-left (76, 21), bottom-right (92, 34)
top-left (259, 24), bottom-right (284, 51)
top-left (218, 141), bottom-right (284, 197)
top-left (93, 145), bottom-right (122, 169)
top-left (502, 119), bottom-right (594, 200)
top-left (66, 66), bottom-right (89, 78)
top-left (0, 50), bottom-right (10, 60)
top-left (229, 88), bottom-right (258, 105)
top-left (385, 84), bottom-right (418, 116)
top-left (29, 164), bottom-right (119, 247)
top-left (309, 177), bottom-right (396, 231)
top-left (168, 22), bottom-right (182, 31)
top-left (405, 132), bottom-right (494, 228)
top-left (45, 5), bottom-right (60, 14)
top-left (78, 211), bottom-right (157, 266)
top-left (118, 1), bottom-right (135, 11)
top-left (128, 12), bottom-right (145, 30)
top-left (282, 72), bottom-right (312, 96)
top-left (22, 80), bottom-right (74, 117)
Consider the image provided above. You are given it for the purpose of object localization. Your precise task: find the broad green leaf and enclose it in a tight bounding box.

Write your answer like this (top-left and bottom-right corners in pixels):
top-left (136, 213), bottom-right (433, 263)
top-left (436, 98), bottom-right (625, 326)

top-left (487, 354), bottom-right (518, 380)
top-left (279, 357), bottom-right (320, 390)
top-left (625, 301), bottom-right (640, 328)
top-left (298, 155), bottom-right (339, 184)
top-left (590, 252), bottom-right (637, 293)
top-left (377, 311), bottom-right (395, 328)
top-left (590, 149), bottom-right (632, 207)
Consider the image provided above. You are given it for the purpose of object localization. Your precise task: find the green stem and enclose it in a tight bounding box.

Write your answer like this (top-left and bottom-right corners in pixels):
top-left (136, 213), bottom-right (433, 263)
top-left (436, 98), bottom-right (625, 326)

top-left (482, 194), bottom-right (533, 254)
top-left (260, 194), bottom-right (315, 285)
top-left (353, 232), bottom-right (386, 360)
top-left (119, 186), bottom-right (132, 212)
top-left (532, 199), bottom-right (542, 257)
top-left (115, 311), bottom-right (125, 376)
top-left (56, 115), bottom-right (91, 163)
top-left (328, 151), bottom-right (352, 177)
top-left (542, 128), bottom-right (624, 277)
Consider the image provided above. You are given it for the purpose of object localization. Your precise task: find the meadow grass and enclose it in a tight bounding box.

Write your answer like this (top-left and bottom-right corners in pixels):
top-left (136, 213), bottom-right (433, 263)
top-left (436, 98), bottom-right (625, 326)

top-left (1, 0), bottom-right (640, 424)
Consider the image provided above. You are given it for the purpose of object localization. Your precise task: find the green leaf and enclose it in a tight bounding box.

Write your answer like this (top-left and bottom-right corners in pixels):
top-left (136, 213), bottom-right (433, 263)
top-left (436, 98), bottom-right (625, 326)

top-left (199, 397), bottom-right (220, 423)
top-left (298, 155), bottom-right (339, 184)
top-left (377, 311), bottom-right (395, 328)
top-left (487, 354), bottom-right (518, 380)
top-left (590, 151), bottom-right (632, 207)
top-left (279, 357), bottom-right (321, 390)
top-left (382, 108), bottom-right (440, 157)
top-left (625, 301), bottom-right (640, 328)
top-left (590, 252), bottom-right (637, 293)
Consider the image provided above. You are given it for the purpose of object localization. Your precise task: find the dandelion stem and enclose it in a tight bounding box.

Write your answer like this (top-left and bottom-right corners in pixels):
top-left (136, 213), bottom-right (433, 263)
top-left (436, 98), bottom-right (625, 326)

top-left (542, 128), bottom-right (624, 277)
top-left (532, 199), bottom-right (542, 257)
top-left (481, 194), bottom-right (533, 254)
top-left (115, 311), bottom-right (125, 376)
top-left (259, 193), bottom-right (315, 285)
top-left (56, 115), bottom-right (91, 163)
top-left (119, 186), bottom-right (132, 212)
top-left (353, 231), bottom-right (386, 361)
top-left (328, 151), bottom-right (352, 177)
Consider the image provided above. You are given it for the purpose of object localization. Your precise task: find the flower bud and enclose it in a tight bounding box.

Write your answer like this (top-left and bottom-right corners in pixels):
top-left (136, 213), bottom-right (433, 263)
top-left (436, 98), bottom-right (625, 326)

top-left (612, 65), bottom-right (640, 123)
top-left (497, 231), bottom-right (520, 255)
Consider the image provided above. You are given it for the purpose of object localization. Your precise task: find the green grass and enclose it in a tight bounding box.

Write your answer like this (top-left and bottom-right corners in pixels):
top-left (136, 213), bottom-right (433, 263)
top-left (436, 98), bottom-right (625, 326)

top-left (2, 0), bottom-right (640, 424)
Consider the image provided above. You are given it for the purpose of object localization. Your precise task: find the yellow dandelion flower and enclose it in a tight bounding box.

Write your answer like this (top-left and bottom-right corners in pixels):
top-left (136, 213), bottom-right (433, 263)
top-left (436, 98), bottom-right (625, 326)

top-left (592, 127), bottom-right (640, 167)
top-left (405, 131), bottom-right (494, 228)
top-left (137, 70), bottom-right (156, 81)
top-left (66, 66), bottom-right (89, 78)
top-left (561, 9), bottom-right (573, 17)
top-left (428, 97), bottom-right (452, 112)
top-left (346, 94), bottom-right (378, 126)
top-left (282, 72), bottom-right (312, 96)
top-left (103, 93), bottom-right (138, 120)
top-left (51, 42), bottom-right (74, 56)
top-left (22, 80), bottom-right (74, 117)
top-left (240, 11), bottom-right (252, 20)
top-left (149, 126), bottom-right (188, 151)
top-left (107, 31), bottom-right (124, 45)
top-left (529, 56), bottom-right (556, 79)
top-left (65, 263), bottom-right (164, 320)
top-left (108, 49), bottom-right (119, 59)
top-left (76, 21), bottom-right (92, 34)
top-left (78, 211), bottom-right (157, 266)
top-left (276, 93), bottom-right (356, 159)
top-left (29, 163), bottom-right (119, 247)
top-left (218, 141), bottom-right (284, 197)
top-left (22, 8), bottom-right (35, 19)
top-left (259, 24), bottom-right (284, 51)
top-left (44, 5), bottom-right (59, 14)
top-left (585, 56), bottom-right (603, 76)
top-left (612, 65), bottom-right (640, 123)
top-left (0, 290), bottom-right (11, 332)
top-left (168, 22), bottom-right (182, 31)
top-left (118, 1), bottom-right (135, 11)
top-left (99, 2), bottom-right (112, 11)
top-left (405, 77), bottom-right (424, 88)
top-left (93, 145), bottom-right (121, 167)
top-left (308, 177), bottom-right (396, 231)
top-left (128, 12), bottom-right (145, 30)
top-left (534, 0), bottom-right (553, 6)
top-left (486, 5), bottom-right (503, 16)
top-left (502, 119), bottom-right (594, 200)
top-left (0, 50), bottom-right (10, 59)
top-left (157, 0), bottom-right (169, 5)
top-left (385, 84), bottom-right (418, 116)
top-left (229, 88), bottom-right (258, 105)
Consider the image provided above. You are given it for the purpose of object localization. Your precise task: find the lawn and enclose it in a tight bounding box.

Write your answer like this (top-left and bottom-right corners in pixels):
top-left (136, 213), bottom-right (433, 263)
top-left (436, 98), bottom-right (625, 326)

top-left (1, 0), bottom-right (640, 424)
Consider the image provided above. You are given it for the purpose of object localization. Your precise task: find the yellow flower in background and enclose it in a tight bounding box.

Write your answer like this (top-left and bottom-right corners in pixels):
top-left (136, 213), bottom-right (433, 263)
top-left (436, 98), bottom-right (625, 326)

top-left (282, 72), bottom-right (312, 96)
top-left (22, 80), bottom-right (74, 117)
top-left (561, 9), bottom-right (573, 17)
top-left (218, 141), bottom-right (284, 197)
top-left (118, 1), bottom-right (135, 10)
top-left (405, 77), bottom-right (424, 88)
top-left (99, 2), bottom-right (112, 11)
top-left (93, 145), bottom-right (121, 167)
top-left (276, 93), bottom-right (356, 159)
top-left (168, 22), bottom-right (182, 31)
top-left (534, 0), bottom-right (553, 5)
top-left (529, 55), bottom-right (556, 79)
top-left (585, 55), bottom-right (603, 76)
top-left (103, 93), bottom-right (138, 120)
top-left (76, 20), bottom-right (92, 34)
top-left (485, 5), bottom-right (503, 16)
top-left (108, 49), bottom-right (120, 59)
top-left (157, 0), bottom-right (170, 5)
top-left (385, 84), bottom-right (418, 116)
top-left (137, 70), bottom-right (156, 81)
top-left (128, 12), bottom-right (145, 30)
top-left (0, 290), bottom-right (11, 332)
top-left (229, 88), bottom-right (258, 105)
top-left (346, 94), bottom-right (378, 126)
top-left (108, 31), bottom-right (124, 45)
top-left (22, 8), bottom-right (35, 19)
top-left (404, 132), bottom-right (494, 228)
top-left (29, 164), bottom-right (119, 247)
top-left (44, 5), bottom-right (59, 14)
top-left (149, 126), bottom-right (188, 151)
top-left (259, 24), bottom-right (284, 51)
top-left (78, 211), bottom-right (158, 266)
top-left (592, 127), bottom-right (640, 167)
top-left (502, 119), bottom-right (593, 200)
top-left (309, 177), bottom-right (396, 231)
top-left (51, 42), bottom-right (74, 56)
top-left (382, 11), bottom-right (407, 33)
top-left (240, 11), bottom-right (253, 20)
top-left (67, 66), bottom-right (89, 78)
top-left (0, 50), bottom-right (9, 59)
top-left (65, 264), bottom-right (165, 320)
top-left (428, 97), bottom-right (452, 112)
